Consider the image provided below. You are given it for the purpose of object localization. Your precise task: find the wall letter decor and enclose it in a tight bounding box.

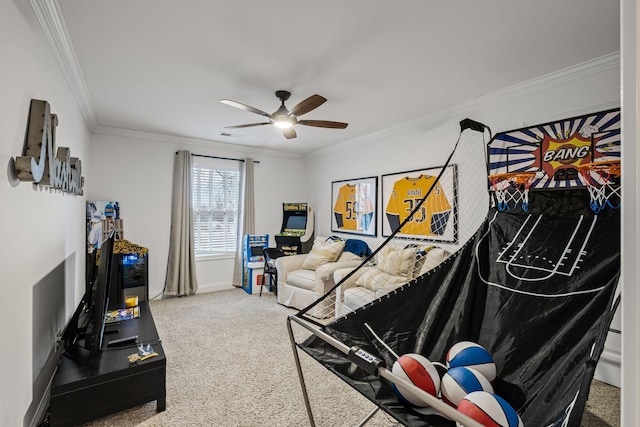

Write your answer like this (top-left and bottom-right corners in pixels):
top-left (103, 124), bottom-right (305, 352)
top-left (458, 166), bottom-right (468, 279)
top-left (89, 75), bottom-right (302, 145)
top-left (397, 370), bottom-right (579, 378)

top-left (13, 99), bottom-right (84, 195)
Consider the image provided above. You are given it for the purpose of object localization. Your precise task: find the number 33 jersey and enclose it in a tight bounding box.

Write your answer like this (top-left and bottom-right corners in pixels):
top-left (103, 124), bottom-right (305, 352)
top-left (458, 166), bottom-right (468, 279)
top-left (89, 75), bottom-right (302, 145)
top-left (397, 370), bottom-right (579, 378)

top-left (385, 175), bottom-right (451, 236)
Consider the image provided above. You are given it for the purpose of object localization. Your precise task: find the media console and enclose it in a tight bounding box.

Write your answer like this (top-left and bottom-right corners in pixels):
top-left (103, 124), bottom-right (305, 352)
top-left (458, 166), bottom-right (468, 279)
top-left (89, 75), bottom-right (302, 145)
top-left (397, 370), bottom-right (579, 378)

top-left (49, 301), bottom-right (166, 426)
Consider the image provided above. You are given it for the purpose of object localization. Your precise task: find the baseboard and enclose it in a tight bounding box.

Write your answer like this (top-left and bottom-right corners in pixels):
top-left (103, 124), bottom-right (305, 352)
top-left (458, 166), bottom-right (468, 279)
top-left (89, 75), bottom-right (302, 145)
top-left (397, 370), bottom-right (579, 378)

top-left (198, 282), bottom-right (235, 294)
top-left (594, 348), bottom-right (621, 387)
top-left (23, 346), bottom-right (62, 427)
top-left (25, 386), bottom-right (50, 427)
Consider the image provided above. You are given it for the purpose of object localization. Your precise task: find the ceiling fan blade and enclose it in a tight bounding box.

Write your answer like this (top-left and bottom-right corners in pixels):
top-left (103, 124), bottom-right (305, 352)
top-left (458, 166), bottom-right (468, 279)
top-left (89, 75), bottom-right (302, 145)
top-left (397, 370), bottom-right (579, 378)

top-left (289, 94), bottom-right (327, 117)
top-left (225, 122), bottom-right (271, 129)
top-left (298, 119), bottom-right (348, 129)
top-left (283, 127), bottom-right (297, 139)
top-left (220, 99), bottom-right (271, 118)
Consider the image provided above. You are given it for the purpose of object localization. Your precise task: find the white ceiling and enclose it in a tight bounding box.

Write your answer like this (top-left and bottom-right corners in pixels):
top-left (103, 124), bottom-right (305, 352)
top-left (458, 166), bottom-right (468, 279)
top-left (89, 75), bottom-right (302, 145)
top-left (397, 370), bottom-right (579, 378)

top-left (54, 0), bottom-right (620, 155)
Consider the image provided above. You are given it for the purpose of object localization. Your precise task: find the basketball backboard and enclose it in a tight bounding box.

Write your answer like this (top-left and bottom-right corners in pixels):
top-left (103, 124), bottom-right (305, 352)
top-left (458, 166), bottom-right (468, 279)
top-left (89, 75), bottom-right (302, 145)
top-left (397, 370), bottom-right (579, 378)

top-left (487, 108), bottom-right (620, 190)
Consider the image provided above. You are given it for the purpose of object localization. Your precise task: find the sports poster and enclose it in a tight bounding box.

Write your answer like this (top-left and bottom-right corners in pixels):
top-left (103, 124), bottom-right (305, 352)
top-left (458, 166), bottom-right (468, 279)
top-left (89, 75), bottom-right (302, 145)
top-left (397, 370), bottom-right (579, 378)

top-left (381, 165), bottom-right (457, 243)
top-left (331, 176), bottom-right (377, 236)
top-left (86, 201), bottom-right (121, 253)
top-left (488, 108), bottom-right (620, 189)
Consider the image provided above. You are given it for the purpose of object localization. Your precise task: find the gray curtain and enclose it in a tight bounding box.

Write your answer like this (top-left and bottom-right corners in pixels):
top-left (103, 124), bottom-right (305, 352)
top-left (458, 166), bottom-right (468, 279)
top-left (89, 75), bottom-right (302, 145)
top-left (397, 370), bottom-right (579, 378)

top-left (232, 158), bottom-right (255, 287)
top-left (164, 150), bottom-right (199, 296)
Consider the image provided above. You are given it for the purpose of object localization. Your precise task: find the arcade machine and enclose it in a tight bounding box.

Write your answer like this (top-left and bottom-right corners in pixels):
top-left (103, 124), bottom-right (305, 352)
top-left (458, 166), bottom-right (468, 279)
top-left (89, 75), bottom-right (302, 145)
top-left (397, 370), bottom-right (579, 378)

top-left (274, 203), bottom-right (314, 255)
top-left (242, 234), bottom-right (268, 295)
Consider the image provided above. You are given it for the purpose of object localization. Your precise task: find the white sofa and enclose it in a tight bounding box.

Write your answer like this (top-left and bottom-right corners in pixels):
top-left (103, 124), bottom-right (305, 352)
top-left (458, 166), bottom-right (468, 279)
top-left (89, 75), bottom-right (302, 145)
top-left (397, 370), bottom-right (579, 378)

top-left (334, 246), bottom-right (451, 317)
top-left (275, 237), bottom-right (366, 318)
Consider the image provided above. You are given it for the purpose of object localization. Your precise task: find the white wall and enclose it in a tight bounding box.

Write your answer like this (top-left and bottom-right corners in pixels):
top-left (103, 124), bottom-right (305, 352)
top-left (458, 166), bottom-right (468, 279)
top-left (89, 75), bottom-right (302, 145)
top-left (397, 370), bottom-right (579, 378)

top-left (87, 132), bottom-right (307, 296)
top-left (0, 2), bottom-right (91, 426)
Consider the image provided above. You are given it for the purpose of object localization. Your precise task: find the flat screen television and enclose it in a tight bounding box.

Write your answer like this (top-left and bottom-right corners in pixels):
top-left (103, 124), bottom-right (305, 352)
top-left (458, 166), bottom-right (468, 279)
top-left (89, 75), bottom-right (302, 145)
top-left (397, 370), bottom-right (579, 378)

top-left (83, 230), bottom-right (116, 351)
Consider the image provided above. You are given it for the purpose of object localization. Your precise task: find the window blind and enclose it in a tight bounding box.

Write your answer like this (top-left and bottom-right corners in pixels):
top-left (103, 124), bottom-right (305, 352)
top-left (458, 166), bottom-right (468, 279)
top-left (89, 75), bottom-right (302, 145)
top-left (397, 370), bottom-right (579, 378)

top-left (192, 157), bottom-right (240, 256)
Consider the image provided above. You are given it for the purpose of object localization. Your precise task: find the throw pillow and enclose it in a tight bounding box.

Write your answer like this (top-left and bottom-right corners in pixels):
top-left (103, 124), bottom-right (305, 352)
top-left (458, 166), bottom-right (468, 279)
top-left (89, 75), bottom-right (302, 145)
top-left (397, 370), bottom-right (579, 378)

top-left (418, 247), bottom-right (451, 276)
top-left (338, 251), bottom-right (362, 262)
top-left (301, 239), bottom-right (345, 270)
top-left (376, 245), bottom-right (417, 277)
top-left (355, 268), bottom-right (407, 292)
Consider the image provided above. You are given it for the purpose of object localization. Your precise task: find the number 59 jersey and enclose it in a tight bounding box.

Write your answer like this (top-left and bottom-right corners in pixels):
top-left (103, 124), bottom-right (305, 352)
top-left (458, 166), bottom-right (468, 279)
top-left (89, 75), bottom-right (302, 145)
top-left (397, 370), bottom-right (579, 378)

top-left (334, 184), bottom-right (374, 231)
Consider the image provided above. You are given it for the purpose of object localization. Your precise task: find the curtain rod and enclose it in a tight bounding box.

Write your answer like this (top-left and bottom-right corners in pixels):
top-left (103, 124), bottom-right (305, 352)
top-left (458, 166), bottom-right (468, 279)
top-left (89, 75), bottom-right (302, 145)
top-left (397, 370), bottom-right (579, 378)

top-left (179, 152), bottom-right (260, 163)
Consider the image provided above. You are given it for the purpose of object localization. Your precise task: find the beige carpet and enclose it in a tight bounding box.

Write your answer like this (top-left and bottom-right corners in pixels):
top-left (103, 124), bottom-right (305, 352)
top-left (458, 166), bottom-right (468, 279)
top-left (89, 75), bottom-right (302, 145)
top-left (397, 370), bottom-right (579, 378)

top-left (83, 289), bottom-right (620, 426)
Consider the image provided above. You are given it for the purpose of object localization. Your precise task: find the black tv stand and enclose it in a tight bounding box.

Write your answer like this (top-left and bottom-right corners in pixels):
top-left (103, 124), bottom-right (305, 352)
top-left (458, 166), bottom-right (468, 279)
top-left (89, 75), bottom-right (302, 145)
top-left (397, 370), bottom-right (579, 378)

top-left (49, 301), bottom-right (166, 426)
top-left (107, 334), bottom-right (138, 346)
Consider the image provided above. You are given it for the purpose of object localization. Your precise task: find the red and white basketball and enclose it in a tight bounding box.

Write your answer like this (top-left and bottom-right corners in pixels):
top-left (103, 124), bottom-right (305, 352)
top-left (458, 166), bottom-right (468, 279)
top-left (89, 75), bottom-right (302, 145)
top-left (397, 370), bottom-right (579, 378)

top-left (441, 366), bottom-right (493, 407)
top-left (391, 353), bottom-right (440, 407)
top-left (457, 391), bottom-right (524, 427)
top-left (446, 341), bottom-right (496, 382)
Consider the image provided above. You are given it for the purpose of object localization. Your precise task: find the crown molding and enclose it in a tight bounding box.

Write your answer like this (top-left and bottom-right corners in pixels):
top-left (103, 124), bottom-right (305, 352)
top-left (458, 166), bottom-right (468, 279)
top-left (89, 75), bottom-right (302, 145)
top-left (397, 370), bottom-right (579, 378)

top-left (306, 51), bottom-right (620, 160)
top-left (92, 124), bottom-right (304, 160)
top-left (31, 0), bottom-right (97, 129)
top-left (522, 100), bottom-right (620, 128)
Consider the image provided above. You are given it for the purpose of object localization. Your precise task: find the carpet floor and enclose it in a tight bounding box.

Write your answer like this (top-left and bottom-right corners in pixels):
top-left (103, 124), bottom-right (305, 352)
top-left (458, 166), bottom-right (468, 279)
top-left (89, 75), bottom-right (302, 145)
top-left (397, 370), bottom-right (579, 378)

top-left (83, 288), bottom-right (620, 426)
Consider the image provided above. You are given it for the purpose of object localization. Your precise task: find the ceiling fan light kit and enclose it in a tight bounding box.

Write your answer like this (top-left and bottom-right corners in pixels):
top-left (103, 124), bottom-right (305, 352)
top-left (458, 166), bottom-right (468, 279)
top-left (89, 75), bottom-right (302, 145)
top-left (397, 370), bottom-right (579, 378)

top-left (274, 119), bottom-right (294, 129)
top-left (220, 90), bottom-right (348, 140)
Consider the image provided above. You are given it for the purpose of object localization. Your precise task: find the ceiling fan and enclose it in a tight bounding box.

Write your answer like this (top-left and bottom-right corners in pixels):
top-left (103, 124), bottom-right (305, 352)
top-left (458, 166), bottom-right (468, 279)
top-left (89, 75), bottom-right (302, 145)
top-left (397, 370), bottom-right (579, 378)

top-left (219, 90), bottom-right (348, 140)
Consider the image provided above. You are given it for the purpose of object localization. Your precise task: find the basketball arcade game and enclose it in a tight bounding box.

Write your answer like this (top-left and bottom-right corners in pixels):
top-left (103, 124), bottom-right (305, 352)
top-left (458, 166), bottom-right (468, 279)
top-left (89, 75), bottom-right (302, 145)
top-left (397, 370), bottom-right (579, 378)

top-left (487, 107), bottom-right (620, 213)
top-left (287, 113), bottom-right (620, 426)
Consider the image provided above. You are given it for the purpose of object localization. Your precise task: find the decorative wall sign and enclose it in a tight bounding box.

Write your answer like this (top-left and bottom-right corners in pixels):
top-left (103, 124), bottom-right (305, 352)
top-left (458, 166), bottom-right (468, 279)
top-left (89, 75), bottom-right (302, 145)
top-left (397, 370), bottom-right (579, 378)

top-left (13, 99), bottom-right (84, 195)
top-left (382, 165), bottom-right (458, 243)
top-left (331, 176), bottom-right (377, 236)
top-left (487, 108), bottom-right (620, 189)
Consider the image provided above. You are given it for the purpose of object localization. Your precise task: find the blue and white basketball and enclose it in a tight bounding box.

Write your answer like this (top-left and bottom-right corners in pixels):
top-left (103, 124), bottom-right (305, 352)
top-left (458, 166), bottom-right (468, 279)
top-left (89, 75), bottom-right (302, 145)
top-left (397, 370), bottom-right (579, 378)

top-left (457, 391), bottom-right (524, 427)
top-left (446, 341), bottom-right (496, 382)
top-left (441, 366), bottom-right (493, 407)
top-left (391, 353), bottom-right (440, 407)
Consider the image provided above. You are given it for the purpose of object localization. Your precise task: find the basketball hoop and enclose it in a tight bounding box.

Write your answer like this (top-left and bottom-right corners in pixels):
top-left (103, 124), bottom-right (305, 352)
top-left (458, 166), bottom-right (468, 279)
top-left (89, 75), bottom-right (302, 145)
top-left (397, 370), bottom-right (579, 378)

top-left (489, 171), bottom-right (538, 212)
top-left (578, 160), bottom-right (621, 213)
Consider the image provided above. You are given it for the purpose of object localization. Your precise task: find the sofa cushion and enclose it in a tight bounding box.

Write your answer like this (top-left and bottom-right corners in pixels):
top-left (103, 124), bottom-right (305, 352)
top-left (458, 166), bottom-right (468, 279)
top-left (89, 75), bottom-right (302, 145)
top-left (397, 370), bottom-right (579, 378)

top-left (376, 245), bottom-right (416, 277)
top-left (286, 269), bottom-right (317, 291)
top-left (301, 238), bottom-right (345, 270)
top-left (344, 286), bottom-right (377, 312)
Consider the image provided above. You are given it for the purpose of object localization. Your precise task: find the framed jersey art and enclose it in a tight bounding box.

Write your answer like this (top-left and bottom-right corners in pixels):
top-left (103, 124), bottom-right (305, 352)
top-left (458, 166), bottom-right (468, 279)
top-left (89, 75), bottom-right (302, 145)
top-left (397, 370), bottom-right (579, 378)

top-left (382, 165), bottom-right (458, 243)
top-left (331, 176), bottom-right (377, 236)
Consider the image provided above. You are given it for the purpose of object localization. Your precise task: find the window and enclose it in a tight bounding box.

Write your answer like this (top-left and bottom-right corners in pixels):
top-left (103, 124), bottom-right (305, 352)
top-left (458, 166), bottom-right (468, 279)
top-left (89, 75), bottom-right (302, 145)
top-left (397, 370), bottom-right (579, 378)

top-left (192, 157), bottom-right (240, 256)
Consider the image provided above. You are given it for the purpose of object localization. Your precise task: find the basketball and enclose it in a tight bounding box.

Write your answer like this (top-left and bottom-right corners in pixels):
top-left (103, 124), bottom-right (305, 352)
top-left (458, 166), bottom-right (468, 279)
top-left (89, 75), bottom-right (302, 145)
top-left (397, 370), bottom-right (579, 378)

top-left (446, 341), bottom-right (496, 382)
top-left (441, 366), bottom-right (493, 407)
top-left (391, 353), bottom-right (440, 407)
top-left (457, 391), bottom-right (524, 427)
